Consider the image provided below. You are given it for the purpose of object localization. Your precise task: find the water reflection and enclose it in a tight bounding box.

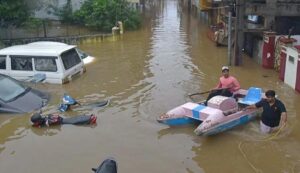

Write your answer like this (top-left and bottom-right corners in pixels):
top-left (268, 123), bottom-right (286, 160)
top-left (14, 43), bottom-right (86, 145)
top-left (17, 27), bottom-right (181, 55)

top-left (138, 0), bottom-right (197, 123)
top-left (29, 123), bottom-right (98, 136)
top-left (157, 124), bottom-right (198, 140)
top-left (30, 126), bottom-right (62, 136)
top-left (0, 115), bottom-right (30, 154)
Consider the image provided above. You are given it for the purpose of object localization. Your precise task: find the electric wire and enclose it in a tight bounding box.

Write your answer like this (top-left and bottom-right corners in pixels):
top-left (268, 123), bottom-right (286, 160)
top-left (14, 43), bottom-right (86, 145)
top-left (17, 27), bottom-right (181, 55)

top-left (238, 123), bottom-right (287, 173)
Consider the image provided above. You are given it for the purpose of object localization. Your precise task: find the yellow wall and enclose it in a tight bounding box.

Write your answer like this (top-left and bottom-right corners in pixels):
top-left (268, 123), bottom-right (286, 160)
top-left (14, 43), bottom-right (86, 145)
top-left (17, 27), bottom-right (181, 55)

top-left (200, 0), bottom-right (211, 11)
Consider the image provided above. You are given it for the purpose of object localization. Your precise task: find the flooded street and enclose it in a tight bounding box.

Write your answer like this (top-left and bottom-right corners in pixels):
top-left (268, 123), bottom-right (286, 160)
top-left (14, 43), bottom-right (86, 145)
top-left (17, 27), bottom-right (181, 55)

top-left (1, 0), bottom-right (300, 172)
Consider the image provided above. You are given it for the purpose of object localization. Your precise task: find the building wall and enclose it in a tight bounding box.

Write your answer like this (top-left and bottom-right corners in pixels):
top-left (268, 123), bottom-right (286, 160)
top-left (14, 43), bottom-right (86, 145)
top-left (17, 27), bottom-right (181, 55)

top-left (200, 0), bottom-right (211, 10)
top-left (293, 36), bottom-right (300, 45)
top-left (253, 39), bottom-right (263, 64)
top-left (127, 0), bottom-right (139, 3)
top-left (29, 0), bottom-right (85, 20)
top-left (284, 47), bottom-right (299, 89)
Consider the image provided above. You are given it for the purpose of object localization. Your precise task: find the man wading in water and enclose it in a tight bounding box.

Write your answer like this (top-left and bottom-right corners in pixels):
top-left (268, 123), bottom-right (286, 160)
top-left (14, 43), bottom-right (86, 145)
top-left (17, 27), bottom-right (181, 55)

top-left (244, 90), bottom-right (287, 134)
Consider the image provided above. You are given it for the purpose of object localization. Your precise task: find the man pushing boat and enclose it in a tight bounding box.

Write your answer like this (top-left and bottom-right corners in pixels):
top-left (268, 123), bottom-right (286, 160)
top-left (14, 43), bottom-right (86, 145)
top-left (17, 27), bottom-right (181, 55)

top-left (244, 90), bottom-right (287, 134)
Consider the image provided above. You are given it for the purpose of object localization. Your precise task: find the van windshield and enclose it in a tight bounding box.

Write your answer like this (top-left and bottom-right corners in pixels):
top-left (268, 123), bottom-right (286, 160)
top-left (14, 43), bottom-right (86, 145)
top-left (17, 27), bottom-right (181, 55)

top-left (0, 56), bottom-right (6, 69)
top-left (0, 75), bottom-right (27, 102)
top-left (61, 48), bottom-right (82, 70)
top-left (76, 48), bottom-right (88, 59)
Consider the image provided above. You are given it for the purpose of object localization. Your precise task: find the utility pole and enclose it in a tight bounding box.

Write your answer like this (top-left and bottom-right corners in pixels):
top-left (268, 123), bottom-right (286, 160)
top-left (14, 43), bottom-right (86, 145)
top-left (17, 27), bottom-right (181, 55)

top-left (43, 20), bottom-right (47, 38)
top-left (233, 0), bottom-right (245, 66)
top-left (228, 11), bottom-right (232, 66)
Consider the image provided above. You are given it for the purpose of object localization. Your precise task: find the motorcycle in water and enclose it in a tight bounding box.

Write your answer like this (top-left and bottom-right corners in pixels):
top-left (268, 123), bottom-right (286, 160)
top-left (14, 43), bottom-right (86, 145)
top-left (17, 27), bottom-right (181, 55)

top-left (58, 94), bottom-right (109, 112)
top-left (31, 113), bottom-right (97, 127)
top-left (92, 158), bottom-right (117, 173)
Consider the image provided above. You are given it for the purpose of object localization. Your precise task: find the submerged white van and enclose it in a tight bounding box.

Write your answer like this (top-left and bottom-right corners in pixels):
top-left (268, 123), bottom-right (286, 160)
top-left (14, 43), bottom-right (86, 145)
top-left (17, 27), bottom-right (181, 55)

top-left (0, 41), bottom-right (86, 84)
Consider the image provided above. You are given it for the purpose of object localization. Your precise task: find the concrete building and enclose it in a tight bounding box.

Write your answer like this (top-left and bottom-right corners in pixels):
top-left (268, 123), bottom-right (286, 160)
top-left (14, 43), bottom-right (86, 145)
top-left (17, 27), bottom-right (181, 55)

top-left (279, 44), bottom-right (300, 92)
top-left (196, 0), bottom-right (300, 65)
top-left (28, 0), bottom-right (141, 20)
top-left (182, 0), bottom-right (300, 91)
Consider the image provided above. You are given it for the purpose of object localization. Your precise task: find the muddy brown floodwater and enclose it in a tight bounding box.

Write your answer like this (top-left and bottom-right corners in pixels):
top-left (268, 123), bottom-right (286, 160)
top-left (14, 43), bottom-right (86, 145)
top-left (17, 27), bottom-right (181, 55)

top-left (1, 0), bottom-right (300, 173)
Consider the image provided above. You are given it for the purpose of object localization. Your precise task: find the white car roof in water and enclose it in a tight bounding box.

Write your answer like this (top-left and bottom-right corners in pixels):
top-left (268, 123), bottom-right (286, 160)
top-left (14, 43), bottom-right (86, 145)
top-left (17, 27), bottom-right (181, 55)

top-left (0, 41), bottom-right (76, 57)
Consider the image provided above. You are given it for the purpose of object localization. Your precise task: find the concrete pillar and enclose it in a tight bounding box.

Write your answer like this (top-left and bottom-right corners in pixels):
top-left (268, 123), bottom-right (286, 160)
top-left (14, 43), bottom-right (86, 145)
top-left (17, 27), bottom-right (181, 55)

top-left (264, 0), bottom-right (276, 30)
top-left (233, 0), bottom-right (245, 66)
top-left (118, 21), bottom-right (124, 34)
top-left (111, 21), bottom-right (124, 35)
top-left (262, 31), bottom-right (276, 69)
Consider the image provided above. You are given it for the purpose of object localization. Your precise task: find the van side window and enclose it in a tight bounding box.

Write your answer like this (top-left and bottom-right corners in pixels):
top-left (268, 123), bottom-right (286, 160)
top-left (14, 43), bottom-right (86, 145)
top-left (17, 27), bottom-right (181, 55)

top-left (34, 57), bottom-right (57, 72)
top-left (61, 48), bottom-right (81, 70)
top-left (11, 56), bottom-right (33, 71)
top-left (0, 56), bottom-right (5, 69)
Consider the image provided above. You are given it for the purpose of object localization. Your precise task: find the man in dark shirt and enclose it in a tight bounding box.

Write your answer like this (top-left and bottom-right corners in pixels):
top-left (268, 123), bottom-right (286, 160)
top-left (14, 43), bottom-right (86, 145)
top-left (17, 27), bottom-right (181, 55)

top-left (244, 90), bottom-right (287, 134)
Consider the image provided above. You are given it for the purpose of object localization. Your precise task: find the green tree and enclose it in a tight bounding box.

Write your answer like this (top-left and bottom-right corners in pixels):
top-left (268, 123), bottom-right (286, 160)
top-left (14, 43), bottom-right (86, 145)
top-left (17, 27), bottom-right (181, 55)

top-left (73, 0), bottom-right (141, 32)
top-left (50, 0), bottom-right (74, 23)
top-left (0, 0), bottom-right (30, 27)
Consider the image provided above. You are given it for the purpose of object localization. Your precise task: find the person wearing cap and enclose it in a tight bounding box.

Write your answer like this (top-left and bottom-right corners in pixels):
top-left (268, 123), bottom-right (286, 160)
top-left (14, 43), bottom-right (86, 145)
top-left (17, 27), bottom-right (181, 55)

top-left (244, 90), bottom-right (287, 134)
top-left (205, 66), bottom-right (240, 105)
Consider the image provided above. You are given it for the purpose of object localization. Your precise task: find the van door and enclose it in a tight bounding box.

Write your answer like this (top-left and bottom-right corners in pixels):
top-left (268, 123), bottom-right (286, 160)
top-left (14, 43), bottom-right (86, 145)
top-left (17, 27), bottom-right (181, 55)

top-left (60, 48), bottom-right (84, 82)
top-left (33, 56), bottom-right (60, 83)
top-left (10, 56), bottom-right (34, 81)
top-left (0, 55), bottom-right (8, 75)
